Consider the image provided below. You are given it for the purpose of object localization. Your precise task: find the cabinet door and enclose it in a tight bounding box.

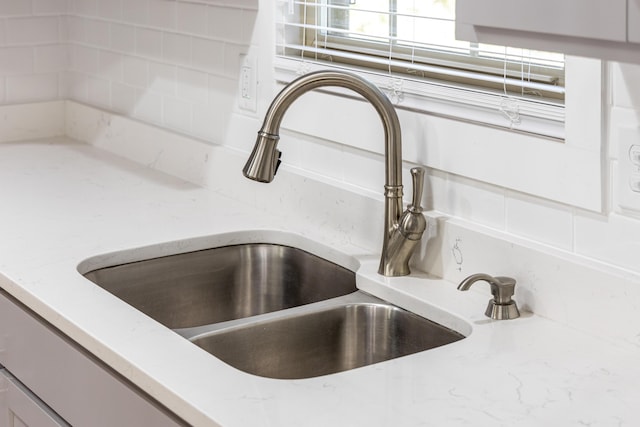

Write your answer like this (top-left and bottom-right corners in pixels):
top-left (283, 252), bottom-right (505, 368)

top-left (0, 369), bottom-right (70, 427)
top-left (456, 0), bottom-right (627, 42)
top-left (0, 292), bottom-right (186, 427)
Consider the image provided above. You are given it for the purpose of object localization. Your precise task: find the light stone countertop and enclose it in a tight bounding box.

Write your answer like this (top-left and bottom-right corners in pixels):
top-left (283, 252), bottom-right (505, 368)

top-left (1, 137), bottom-right (639, 427)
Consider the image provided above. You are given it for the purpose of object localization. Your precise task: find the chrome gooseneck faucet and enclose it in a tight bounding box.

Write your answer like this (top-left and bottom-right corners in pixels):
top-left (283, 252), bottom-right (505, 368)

top-left (243, 70), bottom-right (426, 276)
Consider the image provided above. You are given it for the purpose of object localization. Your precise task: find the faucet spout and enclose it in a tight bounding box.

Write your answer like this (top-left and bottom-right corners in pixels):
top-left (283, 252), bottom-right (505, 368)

top-left (243, 70), bottom-right (425, 276)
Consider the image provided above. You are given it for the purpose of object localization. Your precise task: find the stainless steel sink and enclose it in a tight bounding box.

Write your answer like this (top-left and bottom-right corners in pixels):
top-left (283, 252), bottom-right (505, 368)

top-left (82, 241), bottom-right (466, 379)
top-left (83, 243), bottom-right (357, 329)
top-left (189, 295), bottom-right (465, 379)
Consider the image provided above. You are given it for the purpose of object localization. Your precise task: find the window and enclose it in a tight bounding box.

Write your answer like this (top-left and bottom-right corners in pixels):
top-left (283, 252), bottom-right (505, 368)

top-left (275, 0), bottom-right (566, 138)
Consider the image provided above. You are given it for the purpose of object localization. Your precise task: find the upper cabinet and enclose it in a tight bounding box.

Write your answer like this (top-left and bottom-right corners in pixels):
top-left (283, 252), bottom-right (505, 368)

top-left (456, 0), bottom-right (640, 63)
top-left (630, 0), bottom-right (640, 43)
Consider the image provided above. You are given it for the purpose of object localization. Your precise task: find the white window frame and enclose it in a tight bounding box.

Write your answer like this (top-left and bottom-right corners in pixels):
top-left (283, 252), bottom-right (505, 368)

top-left (270, 1), bottom-right (604, 212)
top-left (275, 1), bottom-right (568, 139)
top-left (274, 55), bottom-right (603, 212)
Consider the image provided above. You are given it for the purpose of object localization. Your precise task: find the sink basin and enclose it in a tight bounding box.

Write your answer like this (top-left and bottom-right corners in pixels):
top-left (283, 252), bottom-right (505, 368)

top-left (82, 240), bottom-right (467, 379)
top-left (83, 243), bottom-right (357, 329)
top-left (191, 301), bottom-right (465, 379)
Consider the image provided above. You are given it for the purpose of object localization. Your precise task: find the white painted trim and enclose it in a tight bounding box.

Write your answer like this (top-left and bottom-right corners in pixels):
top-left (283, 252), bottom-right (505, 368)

top-left (275, 56), bottom-right (604, 211)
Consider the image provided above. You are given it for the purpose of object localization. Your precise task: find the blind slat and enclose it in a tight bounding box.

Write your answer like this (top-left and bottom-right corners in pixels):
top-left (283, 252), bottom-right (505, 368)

top-left (278, 42), bottom-right (565, 94)
top-left (276, 0), bottom-right (566, 135)
top-left (278, 21), bottom-right (564, 70)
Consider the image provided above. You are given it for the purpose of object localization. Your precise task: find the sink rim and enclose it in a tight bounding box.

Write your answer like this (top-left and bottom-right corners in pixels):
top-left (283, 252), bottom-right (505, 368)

top-left (76, 230), bottom-right (361, 275)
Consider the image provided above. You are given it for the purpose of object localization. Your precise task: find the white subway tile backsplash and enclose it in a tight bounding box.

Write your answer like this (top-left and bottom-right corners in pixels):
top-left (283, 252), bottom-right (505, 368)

top-left (109, 23), bottom-right (135, 54)
top-left (66, 70), bottom-right (89, 101)
top-left (241, 10), bottom-right (258, 45)
top-left (0, 47), bottom-right (34, 75)
top-left (85, 18), bottom-right (110, 48)
top-left (33, 0), bottom-right (68, 15)
top-left (110, 81), bottom-right (137, 114)
top-left (98, 50), bottom-right (123, 81)
top-left (6, 73), bottom-right (59, 103)
top-left (162, 32), bottom-right (191, 66)
top-left (176, 67), bottom-right (208, 105)
top-left (575, 212), bottom-right (640, 272)
top-left (506, 192), bottom-right (574, 250)
top-left (96, 0), bottom-right (121, 21)
top-left (287, 136), bottom-right (346, 181)
top-left (58, 0), bottom-right (254, 143)
top-left (148, 0), bottom-right (176, 30)
top-left (192, 104), bottom-right (219, 141)
top-left (176, 3), bottom-right (208, 36)
top-left (0, 19), bottom-right (5, 46)
top-left (0, 1), bottom-right (32, 17)
top-left (192, 37), bottom-right (224, 74)
top-left (429, 171), bottom-right (507, 230)
top-left (71, 45), bottom-right (98, 74)
top-left (340, 148), bottom-right (385, 194)
top-left (135, 27), bottom-right (163, 60)
top-left (35, 44), bottom-right (68, 72)
top-left (207, 73), bottom-right (235, 108)
top-left (87, 75), bottom-right (110, 107)
top-left (147, 61), bottom-right (176, 96)
top-left (66, 16), bottom-right (86, 42)
top-left (6, 17), bottom-right (60, 44)
top-left (134, 90), bottom-right (162, 124)
top-left (222, 42), bottom-right (248, 78)
top-left (163, 95), bottom-right (192, 133)
top-left (122, 0), bottom-right (148, 26)
top-left (227, 0), bottom-right (259, 10)
top-left (122, 55), bottom-right (147, 88)
top-left (208, 6), bottom-right (242, 41)
top-left (72, 0), bottom-right (97, 17)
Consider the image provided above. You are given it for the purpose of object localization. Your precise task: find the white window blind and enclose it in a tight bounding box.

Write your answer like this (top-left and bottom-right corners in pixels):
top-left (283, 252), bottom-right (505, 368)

top-left (275, 0), bottom-right (566, 138)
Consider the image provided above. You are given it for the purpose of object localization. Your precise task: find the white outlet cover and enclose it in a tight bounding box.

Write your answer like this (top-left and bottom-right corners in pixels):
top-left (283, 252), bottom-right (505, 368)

top-left (617, 127), bottom-right (640, 213)
top-left (238, 53), bottom-right (257, 113)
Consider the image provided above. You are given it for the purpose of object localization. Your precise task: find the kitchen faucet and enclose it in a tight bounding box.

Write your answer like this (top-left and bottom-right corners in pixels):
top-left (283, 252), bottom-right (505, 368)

top-left (242, 70), bottom-right (426, 276)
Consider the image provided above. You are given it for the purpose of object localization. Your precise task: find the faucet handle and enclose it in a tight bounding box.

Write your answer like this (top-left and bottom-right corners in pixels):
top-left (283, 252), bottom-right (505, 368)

top-left (457, 274), bottom-right (521, 320)
top-left (409, 167), bottom-right (425, 212)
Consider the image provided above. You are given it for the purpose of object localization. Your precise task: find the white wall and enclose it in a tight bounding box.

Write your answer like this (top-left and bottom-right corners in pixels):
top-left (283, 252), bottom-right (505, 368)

top-left (2, 0), bottom-right (640, 278)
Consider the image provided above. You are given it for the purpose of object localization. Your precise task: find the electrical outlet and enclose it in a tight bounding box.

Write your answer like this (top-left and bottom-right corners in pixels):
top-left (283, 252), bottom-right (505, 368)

top-left (238, 53), bottom-right (257, 113)
top-left (617, 127), bottom-right (640, 212)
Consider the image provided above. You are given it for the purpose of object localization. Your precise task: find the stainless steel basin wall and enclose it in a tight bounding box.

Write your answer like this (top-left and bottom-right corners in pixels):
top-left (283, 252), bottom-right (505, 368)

top-left (191, 296), bottom-right (465, 379)
top-left (84, 244), bottom-right (357, 328)
top-left (83, 243), bottom-right (465, 379)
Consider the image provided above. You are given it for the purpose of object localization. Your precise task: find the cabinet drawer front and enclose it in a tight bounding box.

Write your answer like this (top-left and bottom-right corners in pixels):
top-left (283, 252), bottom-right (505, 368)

top-left (1, 369), bottom-right (70, 427)
top-left (0, 292), bottom-right (185, 427)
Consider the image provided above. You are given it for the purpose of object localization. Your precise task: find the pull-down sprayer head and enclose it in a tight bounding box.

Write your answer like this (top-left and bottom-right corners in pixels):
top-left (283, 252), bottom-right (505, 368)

top-left (242, 132), bottom-right (281, 183)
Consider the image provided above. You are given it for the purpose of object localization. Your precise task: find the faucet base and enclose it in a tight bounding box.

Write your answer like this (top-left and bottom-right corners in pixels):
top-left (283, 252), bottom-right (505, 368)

top-left (485, 300), bottom-right (520, 320)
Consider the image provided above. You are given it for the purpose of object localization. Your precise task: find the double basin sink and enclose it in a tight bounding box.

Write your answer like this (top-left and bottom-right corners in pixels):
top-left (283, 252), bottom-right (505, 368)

top-left (83, 243), bottom-right (465, 379)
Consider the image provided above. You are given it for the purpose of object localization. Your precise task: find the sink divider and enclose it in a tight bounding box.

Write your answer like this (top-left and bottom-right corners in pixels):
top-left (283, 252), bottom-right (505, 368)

top-left (174, 291), bottom-right (382, 341)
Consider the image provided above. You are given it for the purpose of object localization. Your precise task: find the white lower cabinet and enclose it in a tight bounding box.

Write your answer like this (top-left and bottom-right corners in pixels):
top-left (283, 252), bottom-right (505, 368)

top-left (0, 291), bottom-right (186, 427)
top-left (0, 368), bottom-right (70, 427)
